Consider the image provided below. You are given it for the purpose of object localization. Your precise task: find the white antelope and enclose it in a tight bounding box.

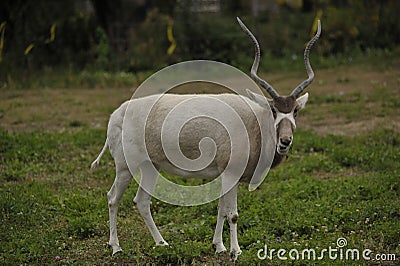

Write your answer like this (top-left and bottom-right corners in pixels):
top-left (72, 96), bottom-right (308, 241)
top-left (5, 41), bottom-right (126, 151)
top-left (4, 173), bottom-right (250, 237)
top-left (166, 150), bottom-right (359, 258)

top-left (91, 18), bottom-right (321, 261)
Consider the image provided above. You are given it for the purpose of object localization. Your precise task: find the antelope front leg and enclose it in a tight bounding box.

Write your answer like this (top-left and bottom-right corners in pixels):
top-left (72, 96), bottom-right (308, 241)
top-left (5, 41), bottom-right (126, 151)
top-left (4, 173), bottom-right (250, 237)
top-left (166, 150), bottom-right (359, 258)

top-left (223, 183), bottom-right (241, 261)
top-left (212, 196), bottom-right (227, 253)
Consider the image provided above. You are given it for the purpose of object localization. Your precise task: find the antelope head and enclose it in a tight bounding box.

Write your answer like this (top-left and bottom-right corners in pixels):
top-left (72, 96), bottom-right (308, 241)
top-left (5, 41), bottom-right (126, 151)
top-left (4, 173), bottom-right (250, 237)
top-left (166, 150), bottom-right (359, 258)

top-left (238, 18), bottom-right (321, 155)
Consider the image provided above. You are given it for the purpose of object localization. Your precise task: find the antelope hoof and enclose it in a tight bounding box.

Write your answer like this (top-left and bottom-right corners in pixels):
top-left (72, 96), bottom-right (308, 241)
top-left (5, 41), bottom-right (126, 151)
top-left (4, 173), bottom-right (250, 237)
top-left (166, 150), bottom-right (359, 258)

top-left (110, 245), bottom-right (123, 256)
top-left (156, 240), bottom-right (169, 246)
top-left (214, 243), bottom-right (227, 254)
top-left (230, 249), bottom-right (242, 262)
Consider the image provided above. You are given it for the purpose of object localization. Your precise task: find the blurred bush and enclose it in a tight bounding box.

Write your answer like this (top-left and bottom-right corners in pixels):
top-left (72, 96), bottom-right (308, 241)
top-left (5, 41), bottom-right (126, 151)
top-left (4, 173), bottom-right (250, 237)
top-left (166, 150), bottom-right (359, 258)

top-left (321, 0), bottom-right (400, 54)
top-left (0, 0), bottom-right (99, 80)
top-left (125, 9), bottom-right (172, 71)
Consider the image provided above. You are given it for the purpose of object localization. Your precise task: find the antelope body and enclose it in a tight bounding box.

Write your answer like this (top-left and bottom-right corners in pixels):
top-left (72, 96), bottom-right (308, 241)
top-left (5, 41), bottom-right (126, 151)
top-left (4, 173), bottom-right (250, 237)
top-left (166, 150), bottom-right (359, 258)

top-left (91, 18), bottom-right (321, 261)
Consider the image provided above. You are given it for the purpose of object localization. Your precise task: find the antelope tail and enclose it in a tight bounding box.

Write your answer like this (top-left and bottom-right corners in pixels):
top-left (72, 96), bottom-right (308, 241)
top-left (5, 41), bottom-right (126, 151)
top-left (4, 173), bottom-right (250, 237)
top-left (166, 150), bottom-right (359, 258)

top-left (90, 138), bottom-right (108, 170)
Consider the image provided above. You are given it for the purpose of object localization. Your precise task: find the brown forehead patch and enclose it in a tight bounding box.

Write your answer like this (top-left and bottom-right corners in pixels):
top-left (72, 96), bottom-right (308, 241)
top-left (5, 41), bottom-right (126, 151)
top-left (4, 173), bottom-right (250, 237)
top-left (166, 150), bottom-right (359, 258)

top-left (273, 96), bottom-right (297, 113)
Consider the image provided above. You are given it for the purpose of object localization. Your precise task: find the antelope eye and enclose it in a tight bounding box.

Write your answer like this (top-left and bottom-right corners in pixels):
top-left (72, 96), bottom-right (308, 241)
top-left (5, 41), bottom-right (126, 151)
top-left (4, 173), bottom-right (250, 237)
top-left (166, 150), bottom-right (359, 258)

top-left (293, 108), bottom-right (299, 118)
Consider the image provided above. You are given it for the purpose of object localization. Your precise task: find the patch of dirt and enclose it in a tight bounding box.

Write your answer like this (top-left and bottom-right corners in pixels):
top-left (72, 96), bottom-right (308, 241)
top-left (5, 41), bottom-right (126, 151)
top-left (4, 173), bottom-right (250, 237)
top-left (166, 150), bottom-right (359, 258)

top-left (0, 87), bottom-right (133, 132)
top-left (301, 116), bottom-right (400, 136)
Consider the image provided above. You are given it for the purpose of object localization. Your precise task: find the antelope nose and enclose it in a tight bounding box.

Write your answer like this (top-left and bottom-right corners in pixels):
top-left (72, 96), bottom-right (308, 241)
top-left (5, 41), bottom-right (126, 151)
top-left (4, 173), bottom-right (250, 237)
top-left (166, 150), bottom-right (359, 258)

top-left (280, 137), bottom-right (292, 146)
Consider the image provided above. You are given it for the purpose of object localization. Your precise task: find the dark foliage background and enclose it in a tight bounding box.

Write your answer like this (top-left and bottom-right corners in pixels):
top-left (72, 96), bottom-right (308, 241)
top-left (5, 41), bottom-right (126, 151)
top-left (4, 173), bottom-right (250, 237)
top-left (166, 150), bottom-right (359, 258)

top-left (1, 0), bottom-right (399, 80)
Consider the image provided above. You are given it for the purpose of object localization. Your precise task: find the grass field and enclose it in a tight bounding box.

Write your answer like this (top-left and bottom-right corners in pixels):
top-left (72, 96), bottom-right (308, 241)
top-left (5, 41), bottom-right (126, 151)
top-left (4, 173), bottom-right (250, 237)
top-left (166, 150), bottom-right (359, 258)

top-left (1, 55), bottom-right (399, 265)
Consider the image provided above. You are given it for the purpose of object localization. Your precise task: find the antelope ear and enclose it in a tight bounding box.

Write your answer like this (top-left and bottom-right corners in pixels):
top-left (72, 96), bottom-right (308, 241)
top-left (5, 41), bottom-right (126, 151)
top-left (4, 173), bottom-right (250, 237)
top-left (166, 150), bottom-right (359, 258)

top-left (246, 89), bottom-right (270, 108)
top-left (296, 92), bottom-right (309, 110)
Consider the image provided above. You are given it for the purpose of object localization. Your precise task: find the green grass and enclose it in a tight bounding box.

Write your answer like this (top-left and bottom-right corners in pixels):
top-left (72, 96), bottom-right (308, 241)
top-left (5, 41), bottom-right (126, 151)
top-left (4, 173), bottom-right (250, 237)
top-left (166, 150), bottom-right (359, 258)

top-left (1, 127), bottom-right (399, 265)
top-left (1, 52), bottom-right (399, 264)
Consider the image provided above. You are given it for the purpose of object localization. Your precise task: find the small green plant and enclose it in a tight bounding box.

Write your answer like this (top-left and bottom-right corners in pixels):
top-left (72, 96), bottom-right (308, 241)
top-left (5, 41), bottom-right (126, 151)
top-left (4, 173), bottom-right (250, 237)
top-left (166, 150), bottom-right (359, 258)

top-left (67, 214), bottom-right (101, 239)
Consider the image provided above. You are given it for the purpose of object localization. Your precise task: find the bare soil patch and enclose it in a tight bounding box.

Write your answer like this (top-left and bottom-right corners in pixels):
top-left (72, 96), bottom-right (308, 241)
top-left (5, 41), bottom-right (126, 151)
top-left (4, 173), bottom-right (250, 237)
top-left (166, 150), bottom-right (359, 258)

top-left (0, 87), bottom-right (132, 132)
